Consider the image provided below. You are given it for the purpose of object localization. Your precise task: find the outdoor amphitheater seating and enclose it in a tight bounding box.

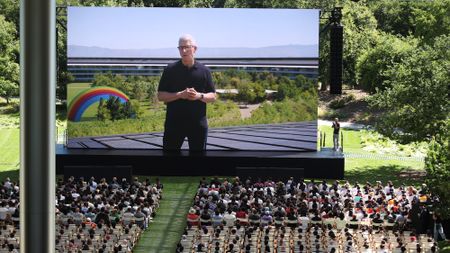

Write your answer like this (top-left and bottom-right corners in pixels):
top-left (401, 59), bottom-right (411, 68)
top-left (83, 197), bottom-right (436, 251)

top-left (178, 177), bottom-right (440, 253)
top-left (0, 176), bottom-right (162, 252)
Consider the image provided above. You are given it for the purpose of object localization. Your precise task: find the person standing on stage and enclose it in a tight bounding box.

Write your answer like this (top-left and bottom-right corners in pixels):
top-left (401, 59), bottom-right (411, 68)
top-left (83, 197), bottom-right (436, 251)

top-left (157, 34), bottom-right (216, 152)
top-left (332, 118), bottom-right (340, 151)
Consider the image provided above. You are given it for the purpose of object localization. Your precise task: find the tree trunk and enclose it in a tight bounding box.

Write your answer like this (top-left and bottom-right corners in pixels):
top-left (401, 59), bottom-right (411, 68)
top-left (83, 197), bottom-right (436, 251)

top-left (320, 82), bottom-right (328, 91)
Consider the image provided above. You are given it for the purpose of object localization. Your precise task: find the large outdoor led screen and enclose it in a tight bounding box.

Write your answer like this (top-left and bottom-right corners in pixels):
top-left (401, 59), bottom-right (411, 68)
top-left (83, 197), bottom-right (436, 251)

top-left (66, 7), bottom-right (319, 152)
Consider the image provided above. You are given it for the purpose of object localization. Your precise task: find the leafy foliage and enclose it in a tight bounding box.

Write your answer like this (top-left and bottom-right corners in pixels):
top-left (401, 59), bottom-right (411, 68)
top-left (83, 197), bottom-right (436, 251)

top-left (96, 98), bottom-right (110, 121)
top-left (91, 73), bottom-right (159, 101)
top-left (425, 122), bottom-right (450, 219)
top-left (341, 1), bottom-right (379, 87)
top-left (0, 78), bottom-right (17, 105)
top-left (360, 129), bottom-right (427, 157)
top-left (0, 15), bottom-right (19, 104)
top-left (0, 0), bottom-right (19, 27)
top-left (356, 33), bottom-right (418, 93)
top-left (236, 81), bottom-right (256, 104)
top-left (247, 90), bottom-right (317, 125)
top-left (369, 35), bottom-right (449, 143)
top-left (329, 93), bottom-right (355, 109)
top-left (97, 96), bottom-right (140, 121)
top-left (277, 80), bottom-right (299, 100)
top-left (360, 2), bottom-right (450, 214)
top-left (370, 0), bottom-right (417, 37)
top-left (68, 115), bottom-right (164, 137)
top-left (207, 100), bottom-right (241, 127)
top-left (370, 0), bottom-right (450, 45)
top-left (411, 0), bottom-right (450, 44)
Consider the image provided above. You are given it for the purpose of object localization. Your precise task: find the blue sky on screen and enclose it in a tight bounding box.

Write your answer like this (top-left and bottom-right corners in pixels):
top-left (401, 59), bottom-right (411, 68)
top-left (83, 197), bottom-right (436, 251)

top-left (68, 7), bottom-right (319, 50)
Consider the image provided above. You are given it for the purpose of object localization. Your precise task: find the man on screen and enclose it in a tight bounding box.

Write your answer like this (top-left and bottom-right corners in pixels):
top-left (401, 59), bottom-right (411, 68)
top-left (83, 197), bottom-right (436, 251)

top-left (157, 34), bottom-right (216, 152)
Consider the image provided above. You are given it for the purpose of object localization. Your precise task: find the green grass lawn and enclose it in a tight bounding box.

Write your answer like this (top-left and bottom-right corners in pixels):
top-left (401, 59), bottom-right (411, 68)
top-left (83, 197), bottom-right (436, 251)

top-left (0, 113), bottom-right (19, 129)
top-left (133, 176), bottom-right (201, 253)
top-left (319, 125), bottom-right (426, 186)
top-left (318, 126), bottom-right (362, 151)
top-left (0, 128), bottom-right (20, 180)
top-left (67, 83), bottom-right (92, 103)
top-left (439, 241), bottom-right (450, 253)
top-left (67, 83), bottom-right (98, 120)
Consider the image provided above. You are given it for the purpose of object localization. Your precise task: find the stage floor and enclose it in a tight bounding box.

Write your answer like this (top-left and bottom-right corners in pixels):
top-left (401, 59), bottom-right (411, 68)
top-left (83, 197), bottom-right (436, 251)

top-left (67, 121), bottom-right (317, 151)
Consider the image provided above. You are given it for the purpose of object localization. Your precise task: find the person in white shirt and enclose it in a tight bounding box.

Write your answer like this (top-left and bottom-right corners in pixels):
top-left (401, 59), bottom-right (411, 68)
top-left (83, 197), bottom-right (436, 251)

top-left (3, 177), bottom-right (12, 189)
top-left (0, 201), bottom-right (9, 220)
top-left (121, 207), bottom-right (135, 226)
top-left (335, 212), bottom-right (347, 231)
top-left (223, 209), bottom-right (236, 227)
top-left (89, 177), bottom-right (98, 193)
top-left (299, 215), bottom-right (310, 230)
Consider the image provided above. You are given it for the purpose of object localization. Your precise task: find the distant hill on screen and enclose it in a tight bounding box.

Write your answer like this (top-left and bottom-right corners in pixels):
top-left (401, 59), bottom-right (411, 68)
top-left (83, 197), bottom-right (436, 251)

top-left (68, 44), bottom-right (318, 58)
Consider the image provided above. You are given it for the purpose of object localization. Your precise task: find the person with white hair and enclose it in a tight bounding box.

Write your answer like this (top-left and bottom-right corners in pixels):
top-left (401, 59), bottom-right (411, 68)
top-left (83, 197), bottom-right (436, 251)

top-left (332, 117), bottom-right (340, 151)
top-left (157, 34), bottom-right (217, 152)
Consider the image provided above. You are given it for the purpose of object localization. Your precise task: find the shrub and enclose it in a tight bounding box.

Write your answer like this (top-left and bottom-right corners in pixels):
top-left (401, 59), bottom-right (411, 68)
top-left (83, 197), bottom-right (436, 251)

top-left (329, 94), bottom-right (355, 109)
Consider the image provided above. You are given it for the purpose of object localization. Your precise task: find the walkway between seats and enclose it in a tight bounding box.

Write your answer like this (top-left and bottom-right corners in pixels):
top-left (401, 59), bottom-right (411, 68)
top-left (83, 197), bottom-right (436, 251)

top-left (133, 177), bottom-right (200, 253)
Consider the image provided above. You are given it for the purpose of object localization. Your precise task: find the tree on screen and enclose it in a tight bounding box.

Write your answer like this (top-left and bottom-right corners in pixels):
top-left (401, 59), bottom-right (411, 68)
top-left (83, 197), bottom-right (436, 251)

top-left (236, 82), bottom-right (255, 105)
top-left (97, 98), bottom-right (109, 121)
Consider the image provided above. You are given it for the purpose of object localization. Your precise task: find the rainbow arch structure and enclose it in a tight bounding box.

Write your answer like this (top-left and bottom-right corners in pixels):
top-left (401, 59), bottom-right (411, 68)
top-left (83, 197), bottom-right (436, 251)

top-left (68, 86), bottom-right (129, 122)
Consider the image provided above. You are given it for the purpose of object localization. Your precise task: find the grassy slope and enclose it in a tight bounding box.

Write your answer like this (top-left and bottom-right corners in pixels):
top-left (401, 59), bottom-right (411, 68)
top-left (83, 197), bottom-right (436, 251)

top-left (133, 177), bottom-right (200, 253)
top-left (67, 83), bottom-right (97, 120)
top-left (0, 129), bottom-right (20, 178)
top-left (319, 125), bottom-right (425, 186)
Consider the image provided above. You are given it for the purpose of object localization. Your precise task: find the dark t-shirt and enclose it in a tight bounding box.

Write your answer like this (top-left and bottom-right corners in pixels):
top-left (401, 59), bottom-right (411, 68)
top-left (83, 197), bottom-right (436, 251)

top-left (158, 60), bottom-right (215, 127)
top-left (332, 122), bottom-right (340, 134)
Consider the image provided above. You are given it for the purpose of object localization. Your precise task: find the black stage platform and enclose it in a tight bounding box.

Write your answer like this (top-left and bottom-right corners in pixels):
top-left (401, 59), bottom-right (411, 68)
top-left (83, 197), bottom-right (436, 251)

top-left (58, 122), bottom-right (344, 180)
top-left (56, 146), bottom-right (344, 180)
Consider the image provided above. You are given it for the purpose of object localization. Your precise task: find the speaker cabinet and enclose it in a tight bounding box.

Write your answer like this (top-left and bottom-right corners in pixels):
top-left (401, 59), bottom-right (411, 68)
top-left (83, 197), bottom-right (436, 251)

top-left (330, 24), bottom-right (343, 94)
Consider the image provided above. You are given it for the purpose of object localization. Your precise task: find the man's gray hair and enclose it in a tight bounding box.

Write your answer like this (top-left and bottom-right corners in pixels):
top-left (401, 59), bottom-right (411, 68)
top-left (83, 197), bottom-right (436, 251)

top-left (179, 34), bottom-right (197, 47)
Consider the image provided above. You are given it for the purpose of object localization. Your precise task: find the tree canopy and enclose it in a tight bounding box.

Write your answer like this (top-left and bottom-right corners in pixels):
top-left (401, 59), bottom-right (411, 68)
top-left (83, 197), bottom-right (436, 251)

top-left (425, 124), bottom-right (450, 219)
top-left (0, 14), bottom-right (19, 104)
top-left (368, 34), bottom-right (449, 143)
top-left (356, 33), bottom-right (418, 93)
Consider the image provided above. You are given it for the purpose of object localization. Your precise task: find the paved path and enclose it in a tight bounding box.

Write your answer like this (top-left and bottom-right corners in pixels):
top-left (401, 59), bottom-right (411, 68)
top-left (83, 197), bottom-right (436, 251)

top-left (343, 152), bottom-right (424, 161)
top-left (239, 103), bottom-right (262, 119)
top-left (318, 119), bottom-right (367, 130)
